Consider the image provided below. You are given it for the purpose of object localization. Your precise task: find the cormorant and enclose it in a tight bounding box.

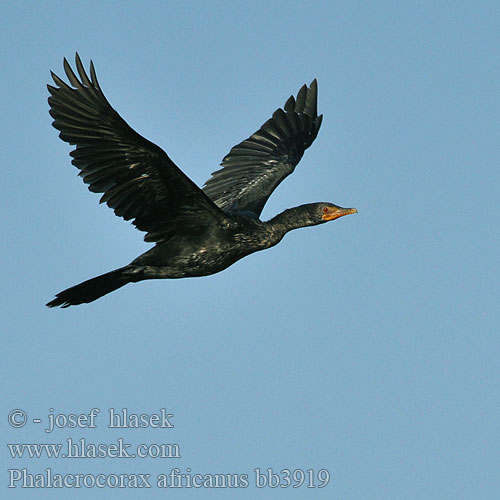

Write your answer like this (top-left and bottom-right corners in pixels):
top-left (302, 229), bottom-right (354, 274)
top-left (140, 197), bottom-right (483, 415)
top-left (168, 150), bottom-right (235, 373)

top-left (46, 54), bottom-right (356, 308)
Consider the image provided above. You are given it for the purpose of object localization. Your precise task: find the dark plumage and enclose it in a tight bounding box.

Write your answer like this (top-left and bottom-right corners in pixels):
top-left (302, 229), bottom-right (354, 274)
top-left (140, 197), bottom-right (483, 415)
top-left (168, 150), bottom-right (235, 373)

top-left (46, 54), bottom-right (356, 308)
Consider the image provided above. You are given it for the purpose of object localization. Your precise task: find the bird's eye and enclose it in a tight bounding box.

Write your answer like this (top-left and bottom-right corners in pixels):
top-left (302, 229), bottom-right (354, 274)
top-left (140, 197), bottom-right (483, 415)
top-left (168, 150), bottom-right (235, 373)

top-left (322, 207), bottom-right (328, 213)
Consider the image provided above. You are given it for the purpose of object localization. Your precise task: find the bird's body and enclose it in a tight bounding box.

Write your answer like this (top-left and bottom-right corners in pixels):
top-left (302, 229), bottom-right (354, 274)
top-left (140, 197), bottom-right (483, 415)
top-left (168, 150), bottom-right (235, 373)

top-left (131, 215), bottom-right (279, 279)
top-left (46, 55), bottom-right (356, 307)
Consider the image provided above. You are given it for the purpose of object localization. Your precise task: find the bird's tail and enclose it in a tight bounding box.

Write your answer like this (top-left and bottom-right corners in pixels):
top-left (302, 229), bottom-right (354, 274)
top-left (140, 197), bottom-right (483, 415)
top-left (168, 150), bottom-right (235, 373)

top-left (46, 266), bottom-right (134, 308)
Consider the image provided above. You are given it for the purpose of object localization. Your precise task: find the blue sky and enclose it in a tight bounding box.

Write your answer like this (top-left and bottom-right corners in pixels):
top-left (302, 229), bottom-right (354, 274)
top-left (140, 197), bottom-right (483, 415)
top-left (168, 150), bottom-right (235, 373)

top-left (2, 1), bottom-right (499, 499)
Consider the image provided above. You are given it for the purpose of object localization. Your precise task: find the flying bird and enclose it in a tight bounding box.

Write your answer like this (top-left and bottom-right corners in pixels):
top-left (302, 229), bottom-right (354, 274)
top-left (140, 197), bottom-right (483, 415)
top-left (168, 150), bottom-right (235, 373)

top-left (46, 54), bottom-right (356, 308)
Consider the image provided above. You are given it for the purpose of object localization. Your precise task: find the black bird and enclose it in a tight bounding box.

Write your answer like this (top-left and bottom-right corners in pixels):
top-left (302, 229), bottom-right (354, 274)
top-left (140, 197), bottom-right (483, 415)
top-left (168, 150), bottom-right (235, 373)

top-left (46, 54), bottom-right (356, 308)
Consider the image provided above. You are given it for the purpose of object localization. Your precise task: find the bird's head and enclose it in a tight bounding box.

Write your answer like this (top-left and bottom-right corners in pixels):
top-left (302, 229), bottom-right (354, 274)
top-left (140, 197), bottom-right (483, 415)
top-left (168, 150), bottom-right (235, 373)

top-left (318, 203), bottom-right (358, 223)
top-left (272, 202), bottom-right (357, 231)
top-left (295, 202), bottom-right (357, 226)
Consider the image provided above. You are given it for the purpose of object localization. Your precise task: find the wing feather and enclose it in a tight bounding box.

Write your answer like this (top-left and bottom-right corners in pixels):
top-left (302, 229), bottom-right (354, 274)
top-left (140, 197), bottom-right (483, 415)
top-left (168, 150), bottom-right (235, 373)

top-left (48, 54), bottom-right (227, 242)
top-left (202, 80), bottom-right (323, 216)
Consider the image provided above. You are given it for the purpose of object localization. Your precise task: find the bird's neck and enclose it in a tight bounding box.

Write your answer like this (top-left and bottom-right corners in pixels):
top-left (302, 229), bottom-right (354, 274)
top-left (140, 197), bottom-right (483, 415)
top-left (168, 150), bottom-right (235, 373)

top-left (267, 206), bottom-right (316, 237)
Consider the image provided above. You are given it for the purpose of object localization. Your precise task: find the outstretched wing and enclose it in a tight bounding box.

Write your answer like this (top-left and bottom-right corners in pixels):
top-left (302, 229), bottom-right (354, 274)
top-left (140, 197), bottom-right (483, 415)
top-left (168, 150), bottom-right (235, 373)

top-left (202, 80), bottom-right (323, 217)
top-left (48, 54), bottom-right (227, 243)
